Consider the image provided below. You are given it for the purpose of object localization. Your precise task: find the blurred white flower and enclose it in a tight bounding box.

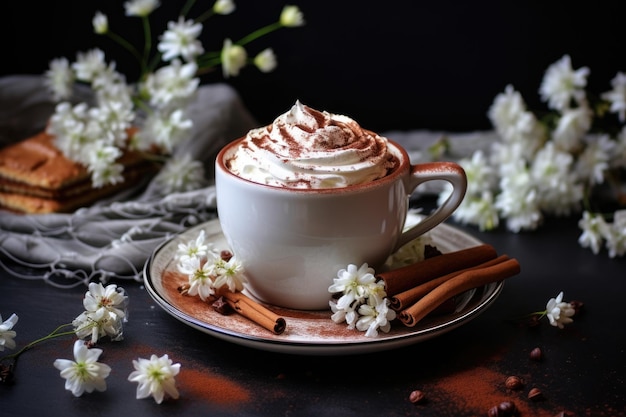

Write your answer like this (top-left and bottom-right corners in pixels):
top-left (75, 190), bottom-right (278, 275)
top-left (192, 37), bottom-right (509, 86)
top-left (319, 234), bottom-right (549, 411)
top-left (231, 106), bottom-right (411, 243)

top-left (539, 54), bottom-right (589, 111)
top-left (158, 17), bottom-right (204, 62)
top-left (602, 71), bottom-right (626, 122)
top-left (213, 0), bottom-right (235, 15)
top-left (254, 48), bottom-right (277, 73)
top-left (44, 2), bottom-right (305, 189)
top-left (221, 38), bottom-right (247, 78)
top-left (124, 0), bottom-right (160, 17)
top-left (155, 153), bottom-right (206, 193)
top-left (443, 55), bottom-right (626, 257)
top-left (280, 5), bottom-right (305, 27)
top-left (92, 11), bottom-right (108, 34)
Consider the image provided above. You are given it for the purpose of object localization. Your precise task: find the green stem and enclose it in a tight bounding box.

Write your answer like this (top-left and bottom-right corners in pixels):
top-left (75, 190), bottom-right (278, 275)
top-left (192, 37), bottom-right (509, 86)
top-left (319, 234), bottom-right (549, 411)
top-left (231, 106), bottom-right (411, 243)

top-left (0, 323), bottom-right (76, 363)
top-left (236, 22), bottom-right (282, 46)
top-left (140, 16), bottom-right (152, 77)
top-left (194, 8), bottom-right (215, 24)
top-left (180, 0), bottom-right (197, 17)
top-left (106, 31), bottom-right (143, 65)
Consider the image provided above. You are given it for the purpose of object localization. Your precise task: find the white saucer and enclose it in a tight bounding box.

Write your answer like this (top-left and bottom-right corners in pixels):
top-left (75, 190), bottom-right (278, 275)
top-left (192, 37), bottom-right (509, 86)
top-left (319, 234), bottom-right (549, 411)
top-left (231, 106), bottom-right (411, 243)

top-left (143, 214), bottom-right (504, 356)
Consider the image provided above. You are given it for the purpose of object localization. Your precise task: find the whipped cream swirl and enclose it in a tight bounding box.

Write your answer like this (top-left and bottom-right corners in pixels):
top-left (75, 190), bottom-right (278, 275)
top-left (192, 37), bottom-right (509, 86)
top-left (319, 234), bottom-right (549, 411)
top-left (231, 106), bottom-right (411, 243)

top-left (225, 100), bottom-right (399, 188)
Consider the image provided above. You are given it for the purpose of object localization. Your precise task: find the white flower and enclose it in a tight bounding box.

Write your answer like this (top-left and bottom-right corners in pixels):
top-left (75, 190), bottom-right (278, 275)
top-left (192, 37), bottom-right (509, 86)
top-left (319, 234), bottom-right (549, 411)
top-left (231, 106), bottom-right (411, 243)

top-left (73, 308), bottom-right (125, 344)
top-left (155, 154), bottom-right (206, 193)
top-left (142, 60), bottom-right (199, 110)
top-left (545, 291), bottom-right (576, 329)
top-left (124, 0), bottom-right (160, 17)
top-left (355, 300), bottom-right (396, 338)
top-left (44, 57), bottom-right (74, 101)
top-left (601, 71), bottom-right (626, 123)
top-left (92, 11), bottom-right (108, 34)
top-left (158, 17), bottom-right (204, 62)
top-left (552, 105), bottom-right (593, 153)
top-left (531, 142), bottom-right (583, 216)
top-left (578, 211), bottom-right (610, 255)
top-left (494, 160), bottom-right (542, 232)
top-left (72, 283), bottom-right (127, 343)
top-left (0, 313), bottom-right (18, 351)
top-left (221, 38), bottom-right (247, 78)
top-left (178, 256), bottom-right (215, 301)
top-left (72, 48), bottom-right (108, 83)
top-left (328, 263), bottom-right (377, 310)
top-left (487, 84), bottom-right (545, 155)
top-left (575, 134), bottom-right (615, 186)
top-left (213, 0), bottom-right (235, 15)
top-left (280, 5), bottom-right (305, 27)
top-left (254, 48), bottom-right (277, 73)
top-left (128, 354), bottom-right (181, 404)
top-left (210, 256), bottom-right (248, 293)
top-left (604, 210), bottom-right (626, 258)
top-left (53, 340), bottom-right (111, 397)
top-left (175, 229), bottom-right (210, 263)
top-left (328, 263), bottom-right (394, 337)
top-left (83, 282), bottom-right (128, 320)
top-left (539, 54), bottom-right (589, 112)
top-left (451, 190), bottom-right (500, 231)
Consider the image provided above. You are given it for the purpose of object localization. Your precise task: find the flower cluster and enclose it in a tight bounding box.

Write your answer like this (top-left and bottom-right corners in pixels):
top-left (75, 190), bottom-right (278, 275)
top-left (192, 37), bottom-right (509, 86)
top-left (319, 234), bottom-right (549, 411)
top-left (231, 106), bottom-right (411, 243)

top-left (0, 283), bottom-right (180, 404)
top-left (44, 0), bottom-right (304, 191)
top-left (175, 229), bottom-right (247, 299)
top-left (439, 54), bottom-right (626, 257)
top-left (328, 263), bottom-right (396, 338)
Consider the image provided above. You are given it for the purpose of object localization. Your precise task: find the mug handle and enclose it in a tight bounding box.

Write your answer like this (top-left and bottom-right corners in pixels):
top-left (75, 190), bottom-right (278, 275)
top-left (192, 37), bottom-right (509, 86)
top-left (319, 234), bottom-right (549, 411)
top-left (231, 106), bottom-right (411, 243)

top-left (395, 161), bottom-right (467, 251)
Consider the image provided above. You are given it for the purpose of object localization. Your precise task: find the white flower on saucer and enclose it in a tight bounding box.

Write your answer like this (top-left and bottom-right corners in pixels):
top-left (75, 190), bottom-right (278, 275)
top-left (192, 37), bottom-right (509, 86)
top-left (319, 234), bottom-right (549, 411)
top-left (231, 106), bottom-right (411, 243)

top-left (178, 256), bottom-right (216, 301)
top-left (329, 263), bottom-right (377, 310)
top-left (53, 340), bottom-right (111, 397)
top-left (175, 229), bottom-right (211, 263)
top-left (356, 299), bottom-right (396, 338)
top-left (0, 313), bottom-right (18, 351)
top-left (128, 353), bottom-right (181, 404)
top-left (545, 291), bottom-right (576, 329)
top-left (329, 263), bottom-right (394, 337)
top-left (210, 255), bottom-right (247, 293)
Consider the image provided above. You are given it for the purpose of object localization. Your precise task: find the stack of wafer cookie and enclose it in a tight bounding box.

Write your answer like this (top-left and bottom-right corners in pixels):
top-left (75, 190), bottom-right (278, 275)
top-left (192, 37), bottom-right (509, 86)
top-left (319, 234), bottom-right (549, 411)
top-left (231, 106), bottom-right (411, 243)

top-left (0, 130), bottom-right (159, 214)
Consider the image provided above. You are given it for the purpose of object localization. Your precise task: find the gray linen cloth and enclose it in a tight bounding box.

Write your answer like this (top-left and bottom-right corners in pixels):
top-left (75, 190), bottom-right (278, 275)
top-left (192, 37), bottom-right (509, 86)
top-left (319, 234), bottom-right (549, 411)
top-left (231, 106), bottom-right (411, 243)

top-left (0, 75), bottom-right (493, 287)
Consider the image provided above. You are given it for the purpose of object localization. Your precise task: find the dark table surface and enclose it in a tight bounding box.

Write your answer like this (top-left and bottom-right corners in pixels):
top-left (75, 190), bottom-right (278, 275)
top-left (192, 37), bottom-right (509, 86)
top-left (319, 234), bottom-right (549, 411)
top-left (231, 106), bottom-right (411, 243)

top-left (1, 202), bottom-right (625, 417)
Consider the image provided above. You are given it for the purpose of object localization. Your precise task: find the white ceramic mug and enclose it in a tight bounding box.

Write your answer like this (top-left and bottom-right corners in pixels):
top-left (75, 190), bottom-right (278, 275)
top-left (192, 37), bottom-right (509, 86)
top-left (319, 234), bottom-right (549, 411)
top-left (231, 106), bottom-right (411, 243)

top-left (215, 138), bottom-right (467, 310)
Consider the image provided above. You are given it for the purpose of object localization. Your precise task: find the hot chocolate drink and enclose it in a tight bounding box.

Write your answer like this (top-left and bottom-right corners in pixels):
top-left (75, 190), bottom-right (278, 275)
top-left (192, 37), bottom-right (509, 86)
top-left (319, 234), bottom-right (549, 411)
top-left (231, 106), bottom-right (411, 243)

top-left (224, 100), bottom-right (399, 189)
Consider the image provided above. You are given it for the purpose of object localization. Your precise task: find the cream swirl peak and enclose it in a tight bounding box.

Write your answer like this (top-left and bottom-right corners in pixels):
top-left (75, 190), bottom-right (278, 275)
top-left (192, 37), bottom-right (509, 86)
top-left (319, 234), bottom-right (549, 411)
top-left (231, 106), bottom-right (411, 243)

top-left (225, 100), bottom-right (399, 188)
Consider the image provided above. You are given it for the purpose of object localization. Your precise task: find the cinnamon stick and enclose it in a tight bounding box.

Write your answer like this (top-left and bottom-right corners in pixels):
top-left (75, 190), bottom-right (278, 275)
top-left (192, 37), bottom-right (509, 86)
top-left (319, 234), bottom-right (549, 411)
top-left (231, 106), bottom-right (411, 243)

top-left (398, 257), bottom-right (520, 327)
top-left (389, 255), bottom-right (510, 311)
top-left (219, 291), bottom-right (287, 335)
top-left (378, 244), bottom-right (498, 296)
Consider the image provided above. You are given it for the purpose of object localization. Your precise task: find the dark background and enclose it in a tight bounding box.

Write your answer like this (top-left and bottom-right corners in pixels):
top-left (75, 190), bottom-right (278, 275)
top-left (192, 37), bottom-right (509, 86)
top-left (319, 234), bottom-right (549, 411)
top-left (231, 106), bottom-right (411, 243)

top-left (1, 1), bottom-right (624, 133)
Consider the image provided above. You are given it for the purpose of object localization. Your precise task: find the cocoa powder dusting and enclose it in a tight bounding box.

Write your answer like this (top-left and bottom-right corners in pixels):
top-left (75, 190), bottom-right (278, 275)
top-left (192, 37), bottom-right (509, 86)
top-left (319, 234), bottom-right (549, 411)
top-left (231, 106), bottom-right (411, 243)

top-left (178, 368), bottom-right (251, 405)
top-left (426, 366), bottom-right (554, 417)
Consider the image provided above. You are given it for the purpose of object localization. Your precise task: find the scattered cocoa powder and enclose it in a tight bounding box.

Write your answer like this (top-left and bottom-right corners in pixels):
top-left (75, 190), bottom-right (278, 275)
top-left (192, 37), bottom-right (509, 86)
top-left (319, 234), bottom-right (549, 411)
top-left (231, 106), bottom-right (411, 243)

top-left (177, 367), bottom-right (251, 405)
top-left (426, 366), bottom-right (554, 417)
